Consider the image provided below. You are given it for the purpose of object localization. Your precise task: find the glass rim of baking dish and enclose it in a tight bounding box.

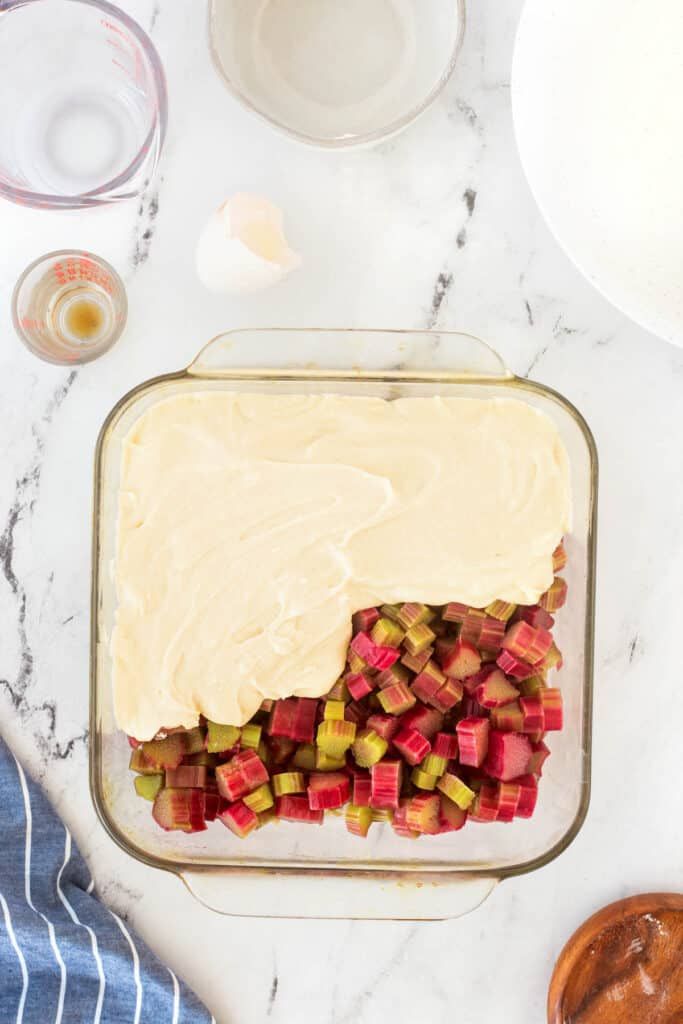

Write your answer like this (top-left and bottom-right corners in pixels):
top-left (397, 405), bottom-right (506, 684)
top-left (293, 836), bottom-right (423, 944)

top-left (89, 328), bottom-right (597, 894)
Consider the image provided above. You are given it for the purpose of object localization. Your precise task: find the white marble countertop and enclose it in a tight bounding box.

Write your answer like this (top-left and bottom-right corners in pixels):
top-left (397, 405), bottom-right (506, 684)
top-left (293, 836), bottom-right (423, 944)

top-left (1, 2), bottom-right (682, 1021)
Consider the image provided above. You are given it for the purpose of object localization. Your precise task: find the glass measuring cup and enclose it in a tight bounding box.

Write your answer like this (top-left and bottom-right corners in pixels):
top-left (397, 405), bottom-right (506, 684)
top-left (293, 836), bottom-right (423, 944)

top-left (12, 250), bottom-right (128, 363)
top-left (0, 0), bottom-right (167, 209)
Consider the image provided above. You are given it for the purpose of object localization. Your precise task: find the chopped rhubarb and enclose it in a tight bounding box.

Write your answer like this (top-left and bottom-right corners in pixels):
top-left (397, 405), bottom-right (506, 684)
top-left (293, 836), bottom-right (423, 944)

top-left (275, 795), bottom-right (324, 825)
top-left (484, 731), bottom-right (532, 782)
top-left (496, 649), bottom-right (535, 680)
top-left (429, 677), bottom-right (464, 713)
top-left (344, 701), bottom-right (368, 726)
top-left (307, 772), bottom-right (350, 810)
top-left (460, 608), bottom-right (488, 645)
top-left (218, 800), bottom-right (259, 838)
top-left (165, 765), bottom-right (207, 789)
top-left (503, 620), bottom-right (553, 666)
top-left (215, 749), bottom-right (269, 801)
top-left (272, 771), bottom-right (306, 796)
top-left (352, 772), bottom-right (372, 806)
top-left (437, 772), bottom-right (476, 810)
top-left (477, 616), bottom-right (506, 652)
top-left (365, 713), bottom-right (400, 742)
top-left (411, 669), bottom-right (444, 704)
top-left (134, 774), bottom-right (163, 801)
top-left (243, 783), bottom-right (274, 813)
top-left (421, 752), bottom-right (447, 776)
top-left (140, 733), bottom-right (188, 770)
top-left (129, 747), bottom-right (160, 775)
top-left (325, 677), bottom-right (349, 701)
top-left (456, 717), bottom-right (490, 768)
top-left (314, 750), bottom-right (347, 771)
top-left (469, 783), bottom-right (498, 823)
top-left (370, 760), bottom-right (402, 809)
top-left (520, 695), bottom-right (545, 732)
top-left (203, 791), bottom-right (220, 821)
top-left (371, 617), bottom-right (405, 648)
top-left (443, 601), bottom-right (469, 623)
top-left (392, 727), bottom-right (431, 766)
top-left (485, 599), bottom-right (517, 622)
top-left (438, 639), bottom-right (481, 680)
top-left (240, 723), bottom-right (262, 750)
top-left (518, 604), bottom-right (555, 630)
top-left (405, 793), bottom-right (440, 835)
top-left (377, 681), bottom-right (416, 715)
top-left (495, 782), bottom-right (522, 822)
top-left (267, 735), bottom-right (296, 766)
top-left (540, 642), bottom-right (563, 674)
top-left (517, 675), bottom-right (546, 697)
top-left (432, 732), bottom-right (458, 760)
top-left (153, 788), bottom-right (206, 833)
top-left (527, 740), bottom-right (550, 776)
top-left (352, 607), bottom-right (380, 633)
top-left (346, 804), bottom-right (373, 837)
top-left (540, 688), bottom-right (563, 730)
top-left (268, 697), bottom-right (318, 744)
top-left (380, 603), bottom-right (403, 622)
top-left (392, 799), bottom-right (420, 838)
top-left (401, 645), bottom-right (433, 673)
top-left (397, 602), bottom-right (434, 629)
top-left (370, 808), bottom-right (394, 823)
top-left (539, 576), bottom-right (568, 612)
top-left (490, 700), bottom-right (524, 732)
top-left (475, 669), bottom-right (519, 709)
top-left (323, 700), bottom-right (346, 721)
top-left (403, 622), bottom-right (436, 656)
top-left (350, 632), bottom-right (400, 670)
top-left (399, 704), bottom-right (444, 739)
top-left (439, 796), bottom-right (467, 832)
top-left (515, 774), bottom-right (539, 817)
top-left (552, 541), bottom-right (567, 572)
top-left (411, 767), bottom-right (438, 790)
top-left (317, 719), bottom-right (356, 757)
top-left (352, 727), bottom-right (388, 767)
top-left (345, 672), bottom-right (374, 702)
top-left (347, 651), bottom-right (368, 674)
top-left (291, 743), bottom-right (316, 771)
top-left (375, 663), bottom-right (411, 688)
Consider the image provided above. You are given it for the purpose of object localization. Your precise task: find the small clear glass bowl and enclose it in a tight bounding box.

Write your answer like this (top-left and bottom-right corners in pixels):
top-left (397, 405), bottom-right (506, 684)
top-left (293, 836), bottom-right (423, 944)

top-left (90, 330), bottom-right (597, 921)
top-left (208, 0), bottom-right (466, 147)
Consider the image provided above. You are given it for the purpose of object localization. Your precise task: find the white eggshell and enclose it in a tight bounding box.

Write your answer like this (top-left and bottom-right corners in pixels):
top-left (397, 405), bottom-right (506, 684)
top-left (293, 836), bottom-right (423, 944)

top-left (195, 193), bottom-right (301, 295)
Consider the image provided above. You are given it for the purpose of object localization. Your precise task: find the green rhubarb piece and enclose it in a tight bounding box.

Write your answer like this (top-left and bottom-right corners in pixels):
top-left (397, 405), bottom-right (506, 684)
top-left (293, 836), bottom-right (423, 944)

top-left (272, 771), bottom-right (305, 796)
top-left (347, 651), bottom-right (368, 674)
top-left (207, 721), bottom-right (240, 753)
top-left (257, 808), bottom-right (277, 828)
top-left (292, 743), bottom-right (317, 771)
top-left (437, 772), bottom-right (475, 810)
top-left (351, 728), bottom-right (388, 768)
top-left (323, 700), bottom-right (346, 722)
top-left (315, 750), bottom-right (348, 771)
top-left (397, 602), bottom-right (434, 629)
top-left (370, 808), bottom-right (394, 823)
top-left (346, 804), bottom-right (373, 837)
top-left (257, 739), bottom-right (270, 764)
top-left (421, 753), bottom-right (447, 777)
top-left (371, 617), bottom-right (405, 648)
top-left (377, 682), bottom-right (415, 715)
top-left (411, 767), bottom-right (438, 790)
top-left (134, 774), bottom-right (163, 801)
top-left (183, 727), bottom-right (206, 755)
top-left (517, 676), bottom-right (546, 697)
top-left (129, 747), bottom-right (159, 775)
top-left (240, 723), bottom-right (262, 750)
top-left (244, 783), bottom-right (274, 813)
top-left (485, 600), bottom-right (517, 621)
top-left (380, 603), bottom-right (403, 623)
top-left (317, 719), bottom-right (356, 757)
top-left (325, 678), bottom-right (349, 701)
top-left (403, 622), bottom-right (436, 656)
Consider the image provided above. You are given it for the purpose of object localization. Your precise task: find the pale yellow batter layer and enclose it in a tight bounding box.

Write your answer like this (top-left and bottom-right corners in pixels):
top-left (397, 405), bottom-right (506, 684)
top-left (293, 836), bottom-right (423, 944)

top-left (113, 393), bottom-right (571, 739)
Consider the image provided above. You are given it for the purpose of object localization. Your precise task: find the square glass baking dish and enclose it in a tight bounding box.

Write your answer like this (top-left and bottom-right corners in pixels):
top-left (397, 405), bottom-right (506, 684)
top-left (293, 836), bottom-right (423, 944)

top-left (90, 329), bottom-right (597, 920)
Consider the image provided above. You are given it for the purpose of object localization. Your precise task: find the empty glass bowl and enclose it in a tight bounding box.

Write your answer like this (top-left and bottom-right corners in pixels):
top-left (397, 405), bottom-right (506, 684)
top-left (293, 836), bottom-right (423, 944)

top-left (0, 0), bottom-right (167, 209)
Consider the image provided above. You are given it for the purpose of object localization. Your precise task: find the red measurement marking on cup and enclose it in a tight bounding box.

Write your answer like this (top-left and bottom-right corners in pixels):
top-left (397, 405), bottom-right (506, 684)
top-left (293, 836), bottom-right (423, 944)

top-left (101, 18), bottom-right (141, 85)
top-left (53, 258), bottom-right (114, 295)
top-left (20, 318), bottom-right (46, 331)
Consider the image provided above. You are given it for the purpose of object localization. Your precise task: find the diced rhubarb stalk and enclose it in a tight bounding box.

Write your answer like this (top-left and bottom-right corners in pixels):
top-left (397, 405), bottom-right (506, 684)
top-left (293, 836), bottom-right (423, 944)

top-left (344, 701), bottom-right (368, 726)
top-left (520, 695), bottom-right (545, 732)
top-left (541, 642), bottom-right (563, 674)
top-left (218, 800), bottom-right (259, 838)
top-left (484, 731), bottom-right (532, 782)
top-left (397, 602), bottom-right (434, 629)
top-left (401, 645), bottom-right (433, 674)
top-left (432, 732), bottom-right (458, 760)
top-left (527, 740), bottom-right (550, 776)
top-left (140, 733), bottom-right (188, 770)
top-left (475, 670), bottom-right (519, 709)
top-left (490, 700), bottom-right (524, 732)
top-left (352, 728), bottom-right (388, 767)
top-left (403, 623), bottom-right (436, 656)
top-left (496, 649), bottom-right (535, 681)
top-left (411, 767), bottom-right (438, 790)
top-left (275, 795), bottom-right (323, 824)
top-left (347, 651), bottom-right (368, 674)
top-left (203, 792), bottom-right (220, 821)
top-left (477, 616), bottom-right (506, 653)
top-left (316, 719), bottom-right (356, 757)
top-left (352, 607), bottom-right (380, 633)
top-left (240, 723), bottom-right (262, 750)
top-left (517, 676), bottom-right (546, 697)
top-left (495, 782), bottom-right (522, 822)
top-left (352, 773), bottom-right (372, 806)
top-left (540, 688), bottom-right (563, 730)
top-left (421, 753), bottom-right (447, 776)
top-left (539, 576), bottom-right (568, 612)
top-left (515, 775), bottom-right (539, 817)
top-left (443, 601), bottom-right (469, 623)
top-left (315, 750), bottom-right (347, 771)
top-left (129, 748), bottom-right (161, 775)
top-left (406, 794), bottom-right (440, 835)
top-left (392, 799), bottom-right (420, 838)
top-left (350, 632), bottom-right (400, 670)
top-left (323, 700), bottom-right (346, 721)
top-left (366, 713), bottom-right (400, 742)
top-left (485, 600), bottom-right (517, 622)
top-left (438, 639), bottom-right (481, 680)
top-left (268, 697), bottom-right (318, 743)
top-left (267, 736), bottom-right (296, 766)
top-left (377, 682), bottom-right (416, 716)
top-left (437, 772), bottom-right (476, 810)
top-left (371, 808), bottom-right (394, 823)
top-left (370, 760), bottom-right (403, 809)
top-left (215, 749), bottom-right (269, 801)
top-left (469, 784), bottom-right (498, 822)
top-left (439, 796), bottom-right (467, 832)
top-left (345, 672), bottom-right (374, 702)
top-left (134, 774), bottom-right (163, 801)
top-left (519, 605), bottom-right (555, 630)
top-left (376, 664), bottom-right (411, 688)
top-left (345, 804), bottom-right (373, 837)
top-left (502, 621), bottom-right (553, 666)
top-left (552, 542), bottom-right (568, 572)
top-left (182, 727), bottom-right (206, 755)
top-left (153, 788), bottom-right (206, 832)
top-left (165, 765), bottom-right (207, 789)
top-left (371, 617), bottom-right (405, 648)
top-left (291, 743), bottom-right (316, 771)
top-left (325, 678), bottom-right (348, 701)
top-left (307, 772), bottom-right (350, 810)
top-left (399, 704), bottom-right (444, 739)
top-left (272, 771), bottom-right (306, 796)
top-left (392, 727), bottom-right (431, 766)
top-left (456, 717), bottom-right (490, 768)
top-left (244, 783), bottom-right (274, 813)
top-left (460, 609), bottom-right (487, 645)
top-left (429, 677), bottom-right (464, 713)
top-left (411, 670), bottom-right (443, 705)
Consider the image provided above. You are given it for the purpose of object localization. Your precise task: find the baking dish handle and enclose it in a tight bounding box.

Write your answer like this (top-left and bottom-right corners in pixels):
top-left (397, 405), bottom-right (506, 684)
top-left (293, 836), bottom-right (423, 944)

top-left (187, 328), bottom-right (512, 380)
top-left (180, 868), bottom-right (498, 920)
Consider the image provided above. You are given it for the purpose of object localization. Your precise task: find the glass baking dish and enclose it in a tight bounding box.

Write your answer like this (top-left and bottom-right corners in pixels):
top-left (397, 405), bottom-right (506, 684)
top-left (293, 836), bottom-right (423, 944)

top-left (90, 329), bottom-right (597, 920)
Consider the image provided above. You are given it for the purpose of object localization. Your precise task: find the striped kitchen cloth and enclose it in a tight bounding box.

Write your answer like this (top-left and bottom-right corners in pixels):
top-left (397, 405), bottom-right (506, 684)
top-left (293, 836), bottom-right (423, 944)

top-left (0, 733), bottom-right (215, 1024)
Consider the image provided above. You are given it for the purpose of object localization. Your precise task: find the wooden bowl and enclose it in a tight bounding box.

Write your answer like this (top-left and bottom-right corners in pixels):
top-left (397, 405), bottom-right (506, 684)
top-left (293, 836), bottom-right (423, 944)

top-left (548, 893), bottom-right (683, 1023)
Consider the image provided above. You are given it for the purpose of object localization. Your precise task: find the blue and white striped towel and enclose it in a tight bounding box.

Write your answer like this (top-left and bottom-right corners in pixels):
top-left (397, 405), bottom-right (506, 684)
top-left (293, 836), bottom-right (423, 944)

top-left (0, 734), bottom-right (214, 1024)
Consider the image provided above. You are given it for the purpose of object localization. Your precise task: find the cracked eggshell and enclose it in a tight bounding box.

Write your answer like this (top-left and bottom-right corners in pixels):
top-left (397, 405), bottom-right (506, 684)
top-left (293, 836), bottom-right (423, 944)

top-left (195, 193), bottom-right (301, 295)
